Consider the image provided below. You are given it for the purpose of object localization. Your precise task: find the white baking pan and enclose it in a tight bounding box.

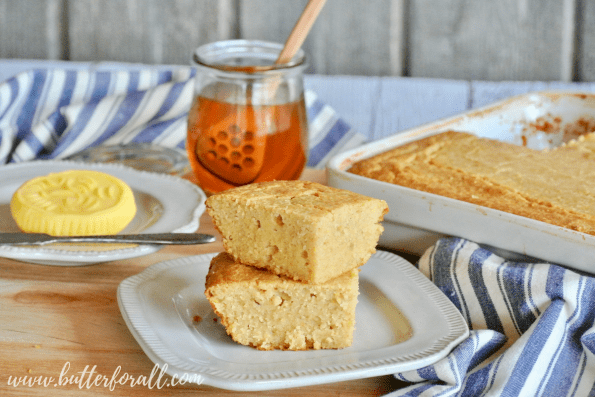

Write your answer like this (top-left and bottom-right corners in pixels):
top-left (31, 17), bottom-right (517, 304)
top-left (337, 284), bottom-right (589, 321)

top-left (327, 91), bottom-right (595, 273)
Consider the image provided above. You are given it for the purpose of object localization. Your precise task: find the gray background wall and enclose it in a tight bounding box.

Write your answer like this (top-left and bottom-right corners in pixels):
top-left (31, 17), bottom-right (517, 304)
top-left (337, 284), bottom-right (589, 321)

top-left (1, 0), bottom-right (593, 82)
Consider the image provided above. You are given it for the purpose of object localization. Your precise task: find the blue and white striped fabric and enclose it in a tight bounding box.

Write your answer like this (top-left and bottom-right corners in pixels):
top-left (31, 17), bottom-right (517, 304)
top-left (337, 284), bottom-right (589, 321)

top-left (0, 68), bottom-right (364, 168)
top-left (305, 90), bottom-right (364, 167)
top-left (389, 237), bottom-right (595, 397)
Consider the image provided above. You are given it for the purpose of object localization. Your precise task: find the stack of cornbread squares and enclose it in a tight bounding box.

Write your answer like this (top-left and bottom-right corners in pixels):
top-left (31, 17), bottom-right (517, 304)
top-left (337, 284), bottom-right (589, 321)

top-left (204, 180), bottom-right (388, 351)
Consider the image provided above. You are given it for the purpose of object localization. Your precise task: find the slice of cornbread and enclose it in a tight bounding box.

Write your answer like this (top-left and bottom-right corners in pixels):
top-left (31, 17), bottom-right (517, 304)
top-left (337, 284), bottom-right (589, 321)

top-left (206, 180), bottom-right (388, 284)
top-left (10, 170), bottom-right (137, 236)
top-left (205, 252), bottom-right (359, 350)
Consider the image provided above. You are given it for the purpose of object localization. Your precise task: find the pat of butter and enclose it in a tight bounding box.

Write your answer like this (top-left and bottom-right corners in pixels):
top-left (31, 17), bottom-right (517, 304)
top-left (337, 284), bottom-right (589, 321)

top-left (10, 170), bottom-right (137, 236)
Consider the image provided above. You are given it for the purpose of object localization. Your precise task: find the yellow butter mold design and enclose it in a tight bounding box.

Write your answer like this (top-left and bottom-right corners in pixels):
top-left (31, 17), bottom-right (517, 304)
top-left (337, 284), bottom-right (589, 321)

top-left (10, 170), bottom-right (137, 236)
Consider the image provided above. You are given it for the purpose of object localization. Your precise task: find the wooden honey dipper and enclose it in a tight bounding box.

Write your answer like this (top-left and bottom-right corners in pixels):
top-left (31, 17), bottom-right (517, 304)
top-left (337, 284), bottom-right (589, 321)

top-left (195, 0), bottom-right (327, 185)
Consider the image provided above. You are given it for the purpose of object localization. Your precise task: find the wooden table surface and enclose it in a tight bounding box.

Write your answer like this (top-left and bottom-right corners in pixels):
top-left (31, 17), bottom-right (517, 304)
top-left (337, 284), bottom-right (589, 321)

top-left (0, 169), bottom-right (414, 396)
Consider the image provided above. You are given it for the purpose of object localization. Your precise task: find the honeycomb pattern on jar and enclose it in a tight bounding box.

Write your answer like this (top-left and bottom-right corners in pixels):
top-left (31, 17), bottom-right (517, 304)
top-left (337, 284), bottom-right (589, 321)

top-left (10, 170), bottom-right (137, 236)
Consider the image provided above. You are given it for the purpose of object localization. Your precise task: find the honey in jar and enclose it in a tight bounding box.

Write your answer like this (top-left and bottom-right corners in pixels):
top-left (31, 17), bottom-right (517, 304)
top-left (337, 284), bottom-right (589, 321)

top-left (188, 40), bottom-right (309, 194)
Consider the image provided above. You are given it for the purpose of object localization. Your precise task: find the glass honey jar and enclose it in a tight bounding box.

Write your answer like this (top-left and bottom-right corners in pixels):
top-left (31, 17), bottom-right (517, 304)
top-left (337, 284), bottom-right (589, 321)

top-left (187, 40), bottom-right (309, 195)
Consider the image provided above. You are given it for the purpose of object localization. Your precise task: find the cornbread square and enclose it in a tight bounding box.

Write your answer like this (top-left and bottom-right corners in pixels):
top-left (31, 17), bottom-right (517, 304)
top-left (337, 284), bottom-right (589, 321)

top-left (206, 180), bottom-right (388, 284)
top-left (205, 252), bottom-right (359, 350)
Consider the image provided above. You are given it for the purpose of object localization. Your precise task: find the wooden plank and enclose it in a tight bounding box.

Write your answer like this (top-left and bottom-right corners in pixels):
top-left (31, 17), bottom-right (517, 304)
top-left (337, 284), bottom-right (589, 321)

top-left (238, 1), bottom-right (309, 61)
top-left (2, 1), bottom-right (593, 82)
top-left (577, 0), bottom-right (595, 81)
top-left (559, 0), bottom-right (578, 82)
top-left (408, 0), bottom-right (569, 81)
top-left (68, 0), bottom-right (155, 64)
top-left (0, 0), bottom-right (65, 60)
top-left (151, 0), bottom-right (235, 65)
top-left (239, 0), bottom-right (405, 76)
top-left (67, 0), bottom-right (234, 65)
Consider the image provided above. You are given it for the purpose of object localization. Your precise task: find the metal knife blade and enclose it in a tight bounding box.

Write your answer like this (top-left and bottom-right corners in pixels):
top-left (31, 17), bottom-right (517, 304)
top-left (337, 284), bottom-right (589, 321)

top-left (0, 233), bottom-right (216, 246)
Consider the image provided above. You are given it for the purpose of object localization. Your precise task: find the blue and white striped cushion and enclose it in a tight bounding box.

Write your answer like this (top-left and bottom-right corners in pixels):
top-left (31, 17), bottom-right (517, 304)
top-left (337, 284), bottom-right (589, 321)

top-left (0, 68), bottom-right (364, 168)
top-left (390, 237), bottom-right (595, 396)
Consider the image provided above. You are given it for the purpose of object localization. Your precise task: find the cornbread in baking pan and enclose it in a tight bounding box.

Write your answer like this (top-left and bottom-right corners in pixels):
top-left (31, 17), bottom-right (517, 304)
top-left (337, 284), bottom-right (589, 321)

top-left (205, 180), bottom-right (388, 284)
top-left (10, 170), bottom-right (137, 236)
top-left (205, 252), bottom-right (359, 351)
top-left (348, 130), bottom-right (595, 235)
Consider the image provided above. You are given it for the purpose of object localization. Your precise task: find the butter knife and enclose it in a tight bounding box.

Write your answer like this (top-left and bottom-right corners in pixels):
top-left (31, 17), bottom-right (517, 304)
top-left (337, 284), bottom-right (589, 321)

top-left (0, 233), bottom-right (216, 246)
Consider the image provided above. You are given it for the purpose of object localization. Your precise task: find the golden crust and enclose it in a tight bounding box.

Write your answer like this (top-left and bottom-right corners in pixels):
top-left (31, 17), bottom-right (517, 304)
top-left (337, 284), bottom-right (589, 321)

top-left (205, 252), bottom-right (359, 351)
top-left (206, 180), bottom-right (388, 284)
top-left (207, 180), bottom-right (385, 216)
top-left (348, 130), bottom-right (595, 235)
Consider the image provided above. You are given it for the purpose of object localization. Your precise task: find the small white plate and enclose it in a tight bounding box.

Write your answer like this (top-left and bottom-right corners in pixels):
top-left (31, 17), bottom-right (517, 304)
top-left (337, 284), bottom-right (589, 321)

top-left (117, 250), bottom-right (469, 391)
top-left (0, 160), bottom-right (206, 266)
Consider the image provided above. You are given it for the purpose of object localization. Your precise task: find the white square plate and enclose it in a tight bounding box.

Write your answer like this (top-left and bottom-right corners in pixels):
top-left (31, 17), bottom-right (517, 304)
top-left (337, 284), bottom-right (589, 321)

top-left (117, 250), bottom-right (468, 391)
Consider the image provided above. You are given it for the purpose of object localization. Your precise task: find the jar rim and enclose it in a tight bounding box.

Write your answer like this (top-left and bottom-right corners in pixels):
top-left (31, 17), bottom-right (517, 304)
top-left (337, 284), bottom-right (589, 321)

top-left (191, 39), bottom-right (307, 73)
